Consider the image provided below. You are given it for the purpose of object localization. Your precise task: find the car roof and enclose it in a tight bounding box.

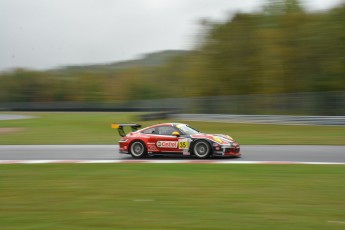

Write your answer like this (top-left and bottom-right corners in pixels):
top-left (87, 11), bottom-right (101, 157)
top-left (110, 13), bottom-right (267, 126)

top-left (143, 123), bottom-right (185, 129)
top-left (156, 123), bottom-right (184, 127)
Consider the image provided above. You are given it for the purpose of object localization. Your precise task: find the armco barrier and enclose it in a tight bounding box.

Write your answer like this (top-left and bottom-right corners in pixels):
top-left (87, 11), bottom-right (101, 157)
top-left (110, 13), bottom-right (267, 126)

top-left (172, 114), bottom-right (345, 126)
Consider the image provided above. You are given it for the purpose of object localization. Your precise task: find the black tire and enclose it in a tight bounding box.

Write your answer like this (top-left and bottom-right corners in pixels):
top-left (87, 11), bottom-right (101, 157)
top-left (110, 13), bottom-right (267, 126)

top-left (129, 141), bottom-right (147, 158)
top-left (193, 140), bottom-right (211, 159)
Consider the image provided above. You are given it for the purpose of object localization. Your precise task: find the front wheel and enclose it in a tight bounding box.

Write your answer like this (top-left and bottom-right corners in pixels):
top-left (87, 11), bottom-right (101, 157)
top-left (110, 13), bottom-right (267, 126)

top-left (193, 140), bottom-right (211, 159)
top-left (129, 141), bottom-right (147, 158)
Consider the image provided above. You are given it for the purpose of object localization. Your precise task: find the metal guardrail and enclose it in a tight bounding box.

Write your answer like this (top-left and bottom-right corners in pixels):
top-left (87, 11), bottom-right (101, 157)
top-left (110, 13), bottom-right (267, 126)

top-left (172, 114), bottom-right (345, 126)
top-left (1, 92), bottom-right (344, 115)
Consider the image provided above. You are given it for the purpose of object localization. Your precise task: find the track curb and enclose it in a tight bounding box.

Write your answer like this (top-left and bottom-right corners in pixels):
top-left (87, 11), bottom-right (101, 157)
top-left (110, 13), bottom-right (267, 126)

top-left (0, 160), bottom-right (344, 165)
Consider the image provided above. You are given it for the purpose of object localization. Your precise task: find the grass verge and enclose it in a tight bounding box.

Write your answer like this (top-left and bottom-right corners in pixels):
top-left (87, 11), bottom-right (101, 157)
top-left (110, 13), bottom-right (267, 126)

top-left (0, 164), bottom-right (344, 229)
top-left (0, 112), bottom-right (344, 145)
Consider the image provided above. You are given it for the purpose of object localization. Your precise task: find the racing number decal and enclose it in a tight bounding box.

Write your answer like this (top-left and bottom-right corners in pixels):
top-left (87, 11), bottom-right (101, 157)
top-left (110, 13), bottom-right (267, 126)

top-left (178, 141), bottom-right (187, 149)
top-left (178, 139), bottom-right (189, 149)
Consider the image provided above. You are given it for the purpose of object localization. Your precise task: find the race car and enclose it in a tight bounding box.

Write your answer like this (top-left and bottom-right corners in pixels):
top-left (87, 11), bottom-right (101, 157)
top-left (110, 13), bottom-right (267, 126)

top-left (111, 123), bottom-right (240, 159)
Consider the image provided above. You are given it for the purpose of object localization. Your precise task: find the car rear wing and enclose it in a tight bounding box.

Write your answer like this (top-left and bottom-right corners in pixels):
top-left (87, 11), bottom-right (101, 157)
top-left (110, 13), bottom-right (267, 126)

top-left (111, 123), bottom-right (141, 137)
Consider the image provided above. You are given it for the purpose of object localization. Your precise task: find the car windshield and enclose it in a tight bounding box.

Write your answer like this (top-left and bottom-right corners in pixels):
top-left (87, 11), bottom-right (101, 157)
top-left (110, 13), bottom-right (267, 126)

top-left (176, 124), bottom-right (200, 135)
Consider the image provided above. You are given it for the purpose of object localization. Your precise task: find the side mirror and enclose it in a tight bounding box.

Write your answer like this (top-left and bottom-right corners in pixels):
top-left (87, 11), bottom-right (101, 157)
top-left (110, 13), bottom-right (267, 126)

top-left (172, 131), bottom-right (180, 137)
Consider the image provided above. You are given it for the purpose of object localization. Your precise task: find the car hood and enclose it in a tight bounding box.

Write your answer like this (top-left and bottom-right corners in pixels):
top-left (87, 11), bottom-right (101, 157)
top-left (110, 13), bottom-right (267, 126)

top-left (191, 133), bottom-right (234, 145)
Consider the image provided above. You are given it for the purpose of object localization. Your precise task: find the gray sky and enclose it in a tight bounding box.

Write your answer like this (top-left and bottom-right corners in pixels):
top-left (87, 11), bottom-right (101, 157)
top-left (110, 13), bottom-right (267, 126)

top-left (0, 0), bottom-right (343, 71)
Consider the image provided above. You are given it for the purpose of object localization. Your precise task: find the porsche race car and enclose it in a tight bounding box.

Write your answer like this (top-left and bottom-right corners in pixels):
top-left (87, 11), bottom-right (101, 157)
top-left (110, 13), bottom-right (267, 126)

top-left (111, 123), bottom-right (240, 159)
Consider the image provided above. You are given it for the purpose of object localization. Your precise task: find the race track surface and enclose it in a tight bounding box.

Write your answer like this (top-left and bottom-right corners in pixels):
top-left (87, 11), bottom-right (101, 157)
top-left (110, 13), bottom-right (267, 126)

top-left (0, 114), bottom-right (36, 120)
top-left (0, 145), bottom-right (344, 163)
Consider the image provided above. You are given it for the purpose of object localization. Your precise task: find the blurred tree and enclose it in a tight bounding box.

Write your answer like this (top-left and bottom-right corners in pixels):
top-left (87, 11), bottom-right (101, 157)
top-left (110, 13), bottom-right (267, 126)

top-left (0, 0), bottom-right (344, 112)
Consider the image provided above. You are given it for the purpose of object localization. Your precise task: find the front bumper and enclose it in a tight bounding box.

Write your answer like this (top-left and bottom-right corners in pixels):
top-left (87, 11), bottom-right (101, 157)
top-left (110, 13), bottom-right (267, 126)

top-left (213, 143), bottom-right (241, 157)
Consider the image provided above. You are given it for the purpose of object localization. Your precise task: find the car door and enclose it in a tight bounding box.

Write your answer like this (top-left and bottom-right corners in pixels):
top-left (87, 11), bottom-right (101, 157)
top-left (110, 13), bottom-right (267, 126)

top-left (154, 125), bottom-right (182, 153)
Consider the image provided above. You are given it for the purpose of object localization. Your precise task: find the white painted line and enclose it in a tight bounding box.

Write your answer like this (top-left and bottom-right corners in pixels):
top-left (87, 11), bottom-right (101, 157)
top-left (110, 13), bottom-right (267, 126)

top-left (217, 160), bottom-right (265, 164)
top-left (0, 160), bottom-right (344, 165)
top-left (21, 160), bottom-right (59, 164)
top-left (149, 160), bottom-right (189, 164)
top-left (77, 160), bottom-right (122, 164)
top-left (218, 161), bottom-right (345, 165)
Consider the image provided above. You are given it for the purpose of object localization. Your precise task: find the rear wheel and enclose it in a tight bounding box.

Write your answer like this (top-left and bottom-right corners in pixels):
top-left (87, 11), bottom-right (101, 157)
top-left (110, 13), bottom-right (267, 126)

top-left (129, 141), bottom-right (147, 158)
top-left (193, 140), bottom-right (211, 159)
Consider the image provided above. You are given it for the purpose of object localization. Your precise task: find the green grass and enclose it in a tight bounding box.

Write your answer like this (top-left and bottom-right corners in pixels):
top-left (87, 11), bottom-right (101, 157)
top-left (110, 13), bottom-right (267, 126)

top-left (0, 112), bottom-right (344, 145)
top-left (0, 164), bottom-right (344, 229)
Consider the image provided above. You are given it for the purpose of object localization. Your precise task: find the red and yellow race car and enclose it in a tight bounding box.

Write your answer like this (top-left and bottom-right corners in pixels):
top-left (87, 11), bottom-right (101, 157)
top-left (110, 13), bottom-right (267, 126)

top-left (111, 123), bottom-right (240, 159)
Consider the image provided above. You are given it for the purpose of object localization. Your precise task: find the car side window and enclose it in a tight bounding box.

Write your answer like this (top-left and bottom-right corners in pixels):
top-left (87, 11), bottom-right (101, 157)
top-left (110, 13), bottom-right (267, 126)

top-left (141, 127), bottom-right (156, 134)
top-left (157, 126), bottom-right (177, 135)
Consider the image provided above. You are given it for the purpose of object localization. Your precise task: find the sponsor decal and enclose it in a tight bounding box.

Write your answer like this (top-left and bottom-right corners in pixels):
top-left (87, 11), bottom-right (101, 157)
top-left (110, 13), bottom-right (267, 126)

top-left (156, 141), bottom-right (178, 148)
top-left (212, 136), bottom-right (223, 144)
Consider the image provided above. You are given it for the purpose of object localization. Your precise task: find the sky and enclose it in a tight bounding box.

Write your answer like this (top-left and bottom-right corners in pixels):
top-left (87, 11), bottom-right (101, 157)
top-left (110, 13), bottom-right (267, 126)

top-left (0, 0), bottom-right (343, 71)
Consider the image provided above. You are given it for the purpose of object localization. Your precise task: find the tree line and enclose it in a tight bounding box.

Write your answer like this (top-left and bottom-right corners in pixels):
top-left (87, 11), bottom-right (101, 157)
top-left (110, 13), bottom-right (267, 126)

top-left (1, 0), bottom-right (344, 104)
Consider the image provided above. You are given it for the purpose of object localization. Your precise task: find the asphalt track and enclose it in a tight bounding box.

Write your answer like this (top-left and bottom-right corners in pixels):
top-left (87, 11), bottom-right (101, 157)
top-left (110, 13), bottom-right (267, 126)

top-left (0, 145), bottom-right (344, 163)
top-left (0, 114), bottom-right (36, 120)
